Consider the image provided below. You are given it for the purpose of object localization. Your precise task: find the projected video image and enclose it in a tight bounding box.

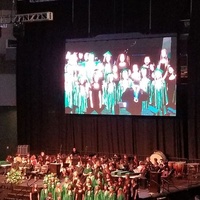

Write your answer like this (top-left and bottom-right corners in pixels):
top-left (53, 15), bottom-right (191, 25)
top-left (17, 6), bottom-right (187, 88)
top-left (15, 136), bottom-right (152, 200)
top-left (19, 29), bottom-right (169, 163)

top-left (64, 35), bottom-right (176, 116)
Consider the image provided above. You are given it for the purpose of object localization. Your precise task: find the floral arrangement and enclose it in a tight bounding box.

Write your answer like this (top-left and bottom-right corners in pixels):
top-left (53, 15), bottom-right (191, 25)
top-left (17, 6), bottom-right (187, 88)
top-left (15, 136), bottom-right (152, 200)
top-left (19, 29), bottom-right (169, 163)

top-left (6, 168), bottom-right (23, 184)
top-left (43, 173), bottom-right (60, 185)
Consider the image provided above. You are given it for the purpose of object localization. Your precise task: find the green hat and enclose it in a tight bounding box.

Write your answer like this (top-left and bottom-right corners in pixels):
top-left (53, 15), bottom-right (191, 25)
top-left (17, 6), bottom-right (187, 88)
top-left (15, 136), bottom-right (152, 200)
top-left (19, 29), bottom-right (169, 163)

top-left (103, 51), bottom-right (112, 56)
top-left (154, 68), bottom-right (163, 74)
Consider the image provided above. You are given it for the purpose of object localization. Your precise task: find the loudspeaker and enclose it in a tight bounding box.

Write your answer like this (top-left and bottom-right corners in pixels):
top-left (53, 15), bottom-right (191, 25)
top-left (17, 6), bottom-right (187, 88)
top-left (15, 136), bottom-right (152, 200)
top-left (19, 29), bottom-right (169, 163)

top-left (13, 23), bottom-right (24, 38)
top-left (149, 172), bottom-right (161, 193)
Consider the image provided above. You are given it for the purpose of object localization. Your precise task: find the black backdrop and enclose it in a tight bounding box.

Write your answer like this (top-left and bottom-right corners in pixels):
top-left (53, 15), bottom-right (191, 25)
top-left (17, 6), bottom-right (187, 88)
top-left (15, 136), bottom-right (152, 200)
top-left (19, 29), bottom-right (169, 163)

top-left (16, 0), bottom-right (200, 160)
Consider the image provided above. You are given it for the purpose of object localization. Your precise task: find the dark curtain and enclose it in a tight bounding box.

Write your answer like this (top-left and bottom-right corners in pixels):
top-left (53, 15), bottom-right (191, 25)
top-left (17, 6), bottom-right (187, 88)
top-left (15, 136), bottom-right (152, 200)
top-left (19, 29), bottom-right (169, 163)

top-left (65, 115), bottom-right (186, 159)
top-left (187, 0), bottom-right (200, 159)
top-left (16, 0), bottom-right (199, 160)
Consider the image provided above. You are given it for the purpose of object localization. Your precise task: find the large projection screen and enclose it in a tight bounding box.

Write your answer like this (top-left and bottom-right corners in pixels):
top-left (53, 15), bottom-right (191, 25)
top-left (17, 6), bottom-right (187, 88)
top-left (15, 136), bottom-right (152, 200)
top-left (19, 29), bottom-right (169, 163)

top-left (64, 33), bottom-right (177, 116)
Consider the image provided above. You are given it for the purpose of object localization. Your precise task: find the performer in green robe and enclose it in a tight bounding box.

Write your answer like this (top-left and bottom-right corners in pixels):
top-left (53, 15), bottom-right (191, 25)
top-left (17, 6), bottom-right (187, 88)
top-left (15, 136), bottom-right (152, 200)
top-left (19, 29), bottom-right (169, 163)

top-left (102, 185), bottom-right (109, 200)
top-left (77, 75), bottom-right (89, 114)
top-left (54, 182), bottom-right (62, 200)
top-left (107, 187), bottom-right (116, 200)
top-left (85, 185), bottom-right (94, 200)
top-left (63, 184), bottom-right (75, 200)
top-left (105, 73), bottom-right (117, 114)
top-left (40, 183), bottom-right (48, 200)
top-left (48, 182), bottom-right (55, 200)
top-left (150, 68), bottom-right (168, 116)
top-left (62, 177), bottom-right (71, 198)
top-left (116, 188), bottom-right (125, 200)
top-left (94, 185), bottom-right (103, 200)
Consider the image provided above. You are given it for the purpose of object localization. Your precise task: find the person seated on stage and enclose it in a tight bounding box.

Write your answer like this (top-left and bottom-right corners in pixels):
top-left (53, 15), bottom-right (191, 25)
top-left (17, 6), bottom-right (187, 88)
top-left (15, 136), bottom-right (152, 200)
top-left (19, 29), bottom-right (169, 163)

top-left (160, 161), bottom-right (171, 177)
top-left (75, 161), bottom-right (84, 178)
top-left (133, 161), bottom-right (146, 175)
top-left (104, 173), bottom-right (113, 185)
top-left (39, 151), bottom-right (46, 165)
top-left (25, 158), bottom-right (33, 179)
top-left (71, 170), bottom-right (79, 185)
top-left (152, 158), bottom-right (160, 172)
top-left (144, 156), bottom-right (153, 170)
top-left (19, 157), bottom-right (28, 176)
top-left (45, 155), bottom-right (50, 165)
top-left (131, 155), bottom-right (139, 170)
top-left (83, 163), bottom-right (93, 177)
top-left (116, 159), bottom-right (126, 170)
top-left (65, 155), bottom-right (72, 165)
top-left (118, 155), bottom-right (128, 171)
top-left (6, 155), bottom-right (14, 163)
top-left (143, 156), bottom-right (153, 183)
top-left (60, 162), bottom-right (67, 178)
top-left (92, 163), bottom-right (101, 177)
top-left (56, 153), bottom-right (62, 163)
top-left (15, 154), bottom-right (22, 163)
top-left (30, 154), bottom-right (37, 166)
top-left (109, 161), bottom-right (116, 172)
top-left (102, 163), bottom-right (111, 175)
top-left (12, 157), bottom-right (21, 170)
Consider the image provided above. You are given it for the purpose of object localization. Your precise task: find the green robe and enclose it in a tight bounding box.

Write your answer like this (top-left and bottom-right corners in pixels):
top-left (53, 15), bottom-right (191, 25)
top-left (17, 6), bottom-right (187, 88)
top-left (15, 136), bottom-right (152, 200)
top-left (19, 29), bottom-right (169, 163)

top-left (40, 188), bottom-right (48, 200)
top-left (150, 79), bottom-right (168, 116)
top-left (107, 192), bottom-right (116, 200)
top-left (85, 189), bottom-right (94, 200)
top-left (94, 190), bottom-right (103, 200)
top-left (63, 189), bottom-right (75, 200)
top-left (102, 190), bottom-right (109, 200)
top-left (106, 82), bottom-right (117, 114)
top-left (54, 188), bottom-right (62, 200)
top-left (117, 194), bottom-right (125, 200)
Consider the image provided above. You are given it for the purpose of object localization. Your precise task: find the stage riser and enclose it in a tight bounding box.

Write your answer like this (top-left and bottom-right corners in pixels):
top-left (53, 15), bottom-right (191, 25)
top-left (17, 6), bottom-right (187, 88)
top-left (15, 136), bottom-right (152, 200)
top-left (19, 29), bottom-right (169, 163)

top-left (5, 185), bottom-right (32, 200)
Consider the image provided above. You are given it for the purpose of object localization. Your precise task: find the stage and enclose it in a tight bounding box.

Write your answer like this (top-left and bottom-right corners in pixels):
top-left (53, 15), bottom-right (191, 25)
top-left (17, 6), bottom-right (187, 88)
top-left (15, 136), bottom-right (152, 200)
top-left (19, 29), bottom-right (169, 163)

top-left (0, 173), bottom-right (200, 200)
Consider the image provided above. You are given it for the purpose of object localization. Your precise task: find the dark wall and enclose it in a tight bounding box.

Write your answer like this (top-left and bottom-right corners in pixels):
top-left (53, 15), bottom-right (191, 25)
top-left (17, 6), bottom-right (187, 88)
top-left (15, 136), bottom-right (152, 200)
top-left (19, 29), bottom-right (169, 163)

top-left (16, 0), bottom-right (200, 159)
top-left (0, 107), bottom-right (17, 160)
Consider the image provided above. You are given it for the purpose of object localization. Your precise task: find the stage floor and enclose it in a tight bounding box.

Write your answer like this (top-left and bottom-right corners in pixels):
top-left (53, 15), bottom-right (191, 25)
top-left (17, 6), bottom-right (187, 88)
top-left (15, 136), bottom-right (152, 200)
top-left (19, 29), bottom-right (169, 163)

top-left (0, 174), bottom-right (200, 200)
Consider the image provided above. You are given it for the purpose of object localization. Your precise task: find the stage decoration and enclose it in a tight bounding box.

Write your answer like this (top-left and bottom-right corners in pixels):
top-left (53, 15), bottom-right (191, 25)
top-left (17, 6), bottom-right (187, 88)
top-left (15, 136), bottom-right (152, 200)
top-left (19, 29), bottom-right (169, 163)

top-left (6, 168), bottom-right (23, 184)
top-left (43, 173), bottom-right (60, 185)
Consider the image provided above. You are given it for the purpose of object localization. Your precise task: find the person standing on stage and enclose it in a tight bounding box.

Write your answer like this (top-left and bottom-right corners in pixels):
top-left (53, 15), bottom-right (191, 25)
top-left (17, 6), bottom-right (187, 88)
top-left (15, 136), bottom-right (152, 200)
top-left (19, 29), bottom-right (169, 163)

top-left (130, 179), bottom-right (139, 200)
top-left (40, 183), bottom-right (48, 200)
top-left (30, 184), bottom-right (39, 200)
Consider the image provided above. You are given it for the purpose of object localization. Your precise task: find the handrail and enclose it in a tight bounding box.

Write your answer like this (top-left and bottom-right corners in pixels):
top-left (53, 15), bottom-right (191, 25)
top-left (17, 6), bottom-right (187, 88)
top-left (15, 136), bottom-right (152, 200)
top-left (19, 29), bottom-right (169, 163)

top-left (13, 177), bottom-right (39, 199)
